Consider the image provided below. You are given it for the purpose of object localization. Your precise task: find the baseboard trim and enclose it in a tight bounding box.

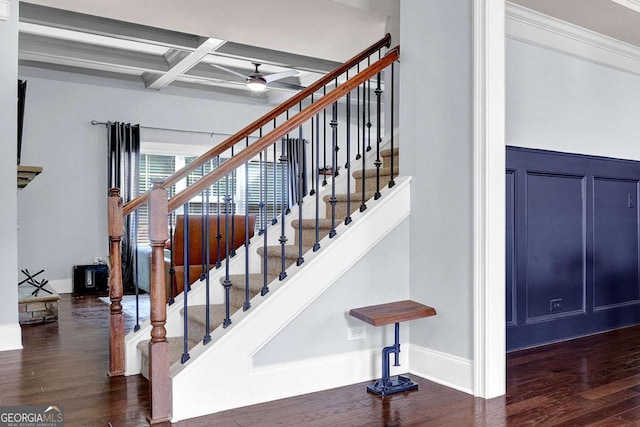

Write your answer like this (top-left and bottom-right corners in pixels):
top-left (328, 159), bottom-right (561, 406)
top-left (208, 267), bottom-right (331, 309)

top-left (409, 344), bottom-right (474, 395)
top-left (172, 346), bottom-right (409, 421)
top-left (49, 278), bottom-right (72, 294)
top-left (0, 323), bottom-right (23, 351)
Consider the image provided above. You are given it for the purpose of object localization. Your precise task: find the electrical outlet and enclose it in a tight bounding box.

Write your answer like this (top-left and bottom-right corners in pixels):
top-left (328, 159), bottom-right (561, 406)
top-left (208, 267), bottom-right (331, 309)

top-left (550, 299), bottom-right (562, 312)
top-left (348, 326), bottom-right (366, 340)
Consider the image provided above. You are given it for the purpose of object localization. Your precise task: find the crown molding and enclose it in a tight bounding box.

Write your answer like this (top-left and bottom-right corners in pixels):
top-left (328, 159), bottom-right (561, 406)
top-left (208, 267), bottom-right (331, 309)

top-left (506, 1), bottom-right (640, 77)
top-left (611, 0), bottom-right (640, 14)
top-left (0, 0), bottom-right (10, 21)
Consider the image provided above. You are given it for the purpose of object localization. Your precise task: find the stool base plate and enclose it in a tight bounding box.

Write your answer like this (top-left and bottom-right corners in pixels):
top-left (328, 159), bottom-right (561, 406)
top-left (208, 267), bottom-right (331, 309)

top-left (367, 375), bottom-right (418, 396)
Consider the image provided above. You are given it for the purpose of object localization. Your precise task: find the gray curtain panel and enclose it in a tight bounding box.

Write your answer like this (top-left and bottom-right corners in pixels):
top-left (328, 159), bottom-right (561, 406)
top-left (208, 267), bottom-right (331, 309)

top-left (107, 122), bottom-right (140, 292)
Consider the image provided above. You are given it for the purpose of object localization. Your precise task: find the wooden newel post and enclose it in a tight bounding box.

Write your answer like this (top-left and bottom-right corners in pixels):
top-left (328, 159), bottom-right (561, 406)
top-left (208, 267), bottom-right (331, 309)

top-left (147, 179), bottom-right (171, 424)
top-left (108, 188), bottom-right (125, 377)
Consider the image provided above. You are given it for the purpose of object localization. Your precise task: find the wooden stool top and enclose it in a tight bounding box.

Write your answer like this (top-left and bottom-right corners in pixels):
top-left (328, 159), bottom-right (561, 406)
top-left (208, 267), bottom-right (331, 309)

top-left (349, 300), bottom-right (436, 327)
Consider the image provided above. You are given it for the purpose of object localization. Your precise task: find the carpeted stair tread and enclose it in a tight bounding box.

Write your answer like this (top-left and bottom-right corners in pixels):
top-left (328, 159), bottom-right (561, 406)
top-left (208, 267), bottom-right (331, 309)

top-left (381, 147), bottom-right (399, 158)
top-left (323, 191), bottom-right (377, 203)
top-left (291, 218), bottom-right (335, 229)
top-left (291, 218), bottom-right (337, 246)
top-left (185, 304), bottom-right (231, 329)
top-left (137, 336), bottom-right (199, 379)
top-left (257, 244), bottom-right (314, 259)
top-left (224, 273), bottom-right (271, 308)
top-left (352, 166), bottom-right (398, 179)
top-left (225, 273), bottom-right (275, 291)
top-left (322, 191), bottom-right (378, 218)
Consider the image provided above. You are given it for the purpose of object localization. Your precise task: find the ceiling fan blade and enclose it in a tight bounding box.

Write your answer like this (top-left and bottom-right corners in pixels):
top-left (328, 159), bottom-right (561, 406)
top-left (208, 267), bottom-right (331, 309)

top-left (210, 63), bottom-right (248, 80)
top-left (263, 69), bottom-right (299, 83)
top-left (267, 81), bottom-right (306, 91)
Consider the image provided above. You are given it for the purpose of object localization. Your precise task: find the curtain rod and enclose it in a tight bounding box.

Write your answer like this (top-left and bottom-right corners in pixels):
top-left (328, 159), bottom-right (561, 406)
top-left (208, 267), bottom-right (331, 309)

top-left (90, 120), bottom-right (249, 138)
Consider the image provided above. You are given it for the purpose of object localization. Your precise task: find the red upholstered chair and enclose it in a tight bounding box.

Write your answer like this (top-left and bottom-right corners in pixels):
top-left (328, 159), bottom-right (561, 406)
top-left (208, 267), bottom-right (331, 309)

top-left (169, 215), bottom-right (256, 298)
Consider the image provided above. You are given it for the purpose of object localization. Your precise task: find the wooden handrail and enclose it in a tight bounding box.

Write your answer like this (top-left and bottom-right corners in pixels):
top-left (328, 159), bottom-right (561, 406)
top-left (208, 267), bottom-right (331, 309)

top-left (168, 47), bottom-right (399, 212)
top-left (123, 34), bottom-right (391, 217)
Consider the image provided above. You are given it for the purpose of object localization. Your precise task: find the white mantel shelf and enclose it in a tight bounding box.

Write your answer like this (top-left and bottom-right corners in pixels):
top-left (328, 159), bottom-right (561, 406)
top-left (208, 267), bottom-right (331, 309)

top-left (0, 0), bottom-right (9, 21)
top-left (17, 165), bottom-right (43, 189)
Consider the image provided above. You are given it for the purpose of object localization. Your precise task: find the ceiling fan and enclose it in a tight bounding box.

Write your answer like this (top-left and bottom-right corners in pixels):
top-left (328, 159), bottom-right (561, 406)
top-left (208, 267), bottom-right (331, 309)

top-left (211, 62), bottom-right (305, 92)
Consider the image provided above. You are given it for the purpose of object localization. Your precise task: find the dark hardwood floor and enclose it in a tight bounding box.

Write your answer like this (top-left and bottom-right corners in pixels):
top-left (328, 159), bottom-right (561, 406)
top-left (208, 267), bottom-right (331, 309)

top-left (3, 295), bottom-right (640, 426)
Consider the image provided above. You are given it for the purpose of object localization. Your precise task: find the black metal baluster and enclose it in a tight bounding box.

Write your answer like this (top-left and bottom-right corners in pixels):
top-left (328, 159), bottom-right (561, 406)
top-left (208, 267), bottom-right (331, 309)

top-left (389, 62), bottom-right (396, 189)
top-left (329, 102), bottom-right (338, 238)
top-left (222, 173), bottom-right (232, 328)
top-left (261, 146), bottom-right (270, 296)
top-left (345, 69), bottom-right (352, 225)
top-left (215, 156), bottom-right (222, 269)
top-left (285, 110), bottom-right (291, 215)
top-left (366, 57), bottom-right (372, 153)
top-left (356, 63), bottom-right (361, 161)
top-left (272, 141), bottom-right (278, 225)
top-left (230, 147), bottom-right (237, 257)
top-left (322, 86), bottom-right (328, 187)
top-left (203, 184), bottom-right (212, 345)
top-left (181, 206), bottom-right (190, 364)
top-left (168, 212), bottom-right (176, 305)
top-left (278, 138), bottom-right (288, 281)
top-left (309, 97), bottom-right (316, 197)
top-left (333, 79), bottom-right (340, 179)
top-left (374, 69), bottom-right (383, 200)
top-left (313, 112), bottom-right (321, 252)
top-left (200, 165), bottom-right (207, 280)
top-left (296, 125), bottom-right (304, 267)
top-left (243, 137), bottom-right (251, 311)
top-left (258, 129), bottom-right (265, 235)
top-left (133, 208), bottom-right (141, 332)
top-left (360, 76), bottom-right (368, 213)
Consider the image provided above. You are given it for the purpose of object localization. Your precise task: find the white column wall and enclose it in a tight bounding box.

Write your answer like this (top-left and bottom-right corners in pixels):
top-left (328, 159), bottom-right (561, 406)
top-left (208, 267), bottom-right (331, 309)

top-left (400, 0), bottom-right (474, 360)
top-left (0, 0), bottom-right (22, 351)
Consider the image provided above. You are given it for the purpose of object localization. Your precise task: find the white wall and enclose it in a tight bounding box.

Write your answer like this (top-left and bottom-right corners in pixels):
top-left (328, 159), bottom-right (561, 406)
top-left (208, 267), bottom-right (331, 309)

top-left (507, 38), bottom-right (640, 160)
top-left (253, 218), bottom-right (409, 365)
top-left (16, 67), bottom-right (274, 287)
top-left (0, 0), bottom-right (22, 351)
top-left (401, 0), bottom-right (474, 360)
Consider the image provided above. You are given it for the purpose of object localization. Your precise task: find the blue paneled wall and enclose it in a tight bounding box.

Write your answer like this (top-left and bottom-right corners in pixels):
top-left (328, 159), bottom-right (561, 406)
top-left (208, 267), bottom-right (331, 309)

top-left (507, 147), bottom-right (640, 351)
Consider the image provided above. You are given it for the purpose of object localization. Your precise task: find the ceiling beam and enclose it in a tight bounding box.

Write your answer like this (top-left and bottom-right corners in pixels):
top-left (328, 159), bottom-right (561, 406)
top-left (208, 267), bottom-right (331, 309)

top-left (20, 2), bottom-right (202, 50)
top-left (144, 37), bottom-right (225, 90)
top-left (19, 33), bottom-right (169, 73)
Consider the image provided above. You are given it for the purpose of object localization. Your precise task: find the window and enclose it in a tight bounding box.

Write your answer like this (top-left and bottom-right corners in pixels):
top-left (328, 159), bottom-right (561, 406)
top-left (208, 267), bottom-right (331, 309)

top-left (136, 151), bottom-right (287, 245)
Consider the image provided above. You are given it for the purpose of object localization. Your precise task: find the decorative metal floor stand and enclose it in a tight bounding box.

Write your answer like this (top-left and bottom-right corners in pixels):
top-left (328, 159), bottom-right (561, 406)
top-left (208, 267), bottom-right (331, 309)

top-left (366, 322), bottom-right (418, 396)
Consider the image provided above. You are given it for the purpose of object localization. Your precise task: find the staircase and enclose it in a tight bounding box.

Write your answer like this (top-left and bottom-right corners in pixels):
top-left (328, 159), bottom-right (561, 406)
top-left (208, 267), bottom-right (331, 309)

top-left (137, 147), bottom-right (399, 379)
top-left (107, 34), bottom-right (400, 423)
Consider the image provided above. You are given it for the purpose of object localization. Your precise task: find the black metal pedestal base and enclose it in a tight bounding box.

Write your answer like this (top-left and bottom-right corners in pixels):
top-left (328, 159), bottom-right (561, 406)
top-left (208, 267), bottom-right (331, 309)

top-left (367, 375), bottom-right (418, 396)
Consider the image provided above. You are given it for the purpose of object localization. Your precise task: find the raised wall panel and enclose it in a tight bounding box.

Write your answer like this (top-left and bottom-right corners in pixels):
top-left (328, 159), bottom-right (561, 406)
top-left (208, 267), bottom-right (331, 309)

top-left (507, 147), bottom-right (640, 351)
top-left (506, 170), bottom-right (516, 327)
top-left (593, 178), bottom-right (640, 310)
top-left (525, 172), bottom-right (586, 322)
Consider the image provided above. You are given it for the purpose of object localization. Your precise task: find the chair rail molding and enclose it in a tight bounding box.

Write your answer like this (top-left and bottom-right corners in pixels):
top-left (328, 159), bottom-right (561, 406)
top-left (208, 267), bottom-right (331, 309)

top-left (506, 1), bottom-right (640, 77)
top-left (0, 0), bottom-right (10, 21)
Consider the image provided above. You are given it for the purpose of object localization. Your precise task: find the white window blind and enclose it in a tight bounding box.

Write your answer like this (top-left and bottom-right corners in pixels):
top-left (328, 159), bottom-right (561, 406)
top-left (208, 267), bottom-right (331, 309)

top-left (136, 154), bottom-right (175, 244)
top-left (136, 153), bottom-right (286, 245)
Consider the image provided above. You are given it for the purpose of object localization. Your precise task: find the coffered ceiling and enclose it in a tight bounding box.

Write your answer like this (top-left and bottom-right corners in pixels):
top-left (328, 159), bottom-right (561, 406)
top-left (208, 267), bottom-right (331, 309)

top-left (18, 0), bottom-right (388, 102)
